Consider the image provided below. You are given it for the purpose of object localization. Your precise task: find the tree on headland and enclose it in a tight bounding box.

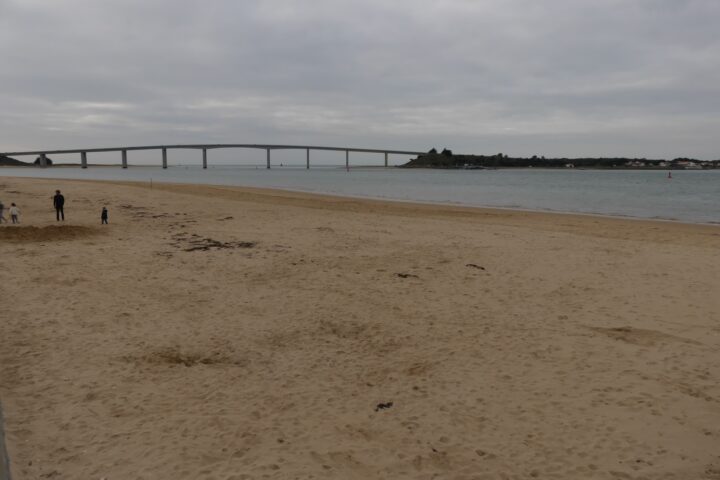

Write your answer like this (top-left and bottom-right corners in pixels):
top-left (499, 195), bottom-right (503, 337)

top-left (403, 152), bottom-right (720, 169)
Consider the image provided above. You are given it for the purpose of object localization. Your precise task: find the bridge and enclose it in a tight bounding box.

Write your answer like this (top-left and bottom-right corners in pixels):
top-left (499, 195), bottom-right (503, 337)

top-left (1, 144), bottom-right (427, 169)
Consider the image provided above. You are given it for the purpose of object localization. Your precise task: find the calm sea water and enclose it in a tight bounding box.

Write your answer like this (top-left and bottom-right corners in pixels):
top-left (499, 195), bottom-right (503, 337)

top-left (1, 166), bottom-right (718, 224)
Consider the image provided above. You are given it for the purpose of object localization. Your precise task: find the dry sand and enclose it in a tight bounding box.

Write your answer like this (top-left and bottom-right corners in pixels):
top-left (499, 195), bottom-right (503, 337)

top-left (0, 176), bottom-right (719, 480)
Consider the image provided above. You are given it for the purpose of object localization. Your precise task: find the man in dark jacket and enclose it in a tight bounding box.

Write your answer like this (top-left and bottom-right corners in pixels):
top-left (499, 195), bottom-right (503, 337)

top-left (53, 190), bottom-right (65, 221)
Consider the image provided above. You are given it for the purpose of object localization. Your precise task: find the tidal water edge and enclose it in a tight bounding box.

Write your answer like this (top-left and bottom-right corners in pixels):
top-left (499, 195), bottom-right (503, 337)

top-left (1, 167), bottom-right (718, 224)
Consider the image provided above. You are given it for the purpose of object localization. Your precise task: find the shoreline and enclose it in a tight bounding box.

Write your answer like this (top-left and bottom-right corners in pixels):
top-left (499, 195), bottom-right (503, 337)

top-left (102, 178), bottom-right (720, 230)
top-left (2, 174), bottom-right (718, 228)
top-left (4, 163), bottom-right (719, 170)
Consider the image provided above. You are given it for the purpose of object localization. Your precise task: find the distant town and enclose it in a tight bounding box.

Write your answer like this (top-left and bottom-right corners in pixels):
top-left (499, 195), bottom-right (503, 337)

top-left (403, 149), bottom-right (720, 169)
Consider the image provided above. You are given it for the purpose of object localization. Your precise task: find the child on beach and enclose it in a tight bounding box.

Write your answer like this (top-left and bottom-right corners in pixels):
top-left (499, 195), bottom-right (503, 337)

top-left (101, 207), bottom-right (108, 224)
top-left (9, 203), bottom-right (20, 224)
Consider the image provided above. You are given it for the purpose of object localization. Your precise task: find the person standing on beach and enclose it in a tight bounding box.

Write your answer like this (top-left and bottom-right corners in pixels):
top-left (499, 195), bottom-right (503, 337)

top-left (9, 203), bottom-right (20, 224)
top-left (101, 207), bottom-right (108, 224)
top-left (53, 190), bottom-right (65, 221)
top-left (0, 200), bottom-right (6, 224)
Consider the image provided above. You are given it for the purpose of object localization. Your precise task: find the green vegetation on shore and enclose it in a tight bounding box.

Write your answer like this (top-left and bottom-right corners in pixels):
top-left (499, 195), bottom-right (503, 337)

top-left (403, 149), bottom-right (719, 170)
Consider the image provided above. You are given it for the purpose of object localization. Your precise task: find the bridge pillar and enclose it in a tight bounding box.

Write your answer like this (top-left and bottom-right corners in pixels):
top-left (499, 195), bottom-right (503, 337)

top-left (345, 150), bottom-right (349, 170)
top-left (81, 152), bottom-right (87, 169)
top-left (266, 148), bottom-right (271, 169)
top-left (122, 150), bottom-right (128, 169)
top-left (203, 149), bottom-right (207, 169)
top-left (306, 148), bottom-right (310, 169)
top-left (39, 153), bottom-right (47, 168)
top-left (162, 148), bottom-right (167, 169)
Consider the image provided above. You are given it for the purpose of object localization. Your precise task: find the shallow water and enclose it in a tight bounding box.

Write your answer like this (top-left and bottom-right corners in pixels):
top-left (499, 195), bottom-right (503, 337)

top-left (1, 166), bottom-right (718, 224)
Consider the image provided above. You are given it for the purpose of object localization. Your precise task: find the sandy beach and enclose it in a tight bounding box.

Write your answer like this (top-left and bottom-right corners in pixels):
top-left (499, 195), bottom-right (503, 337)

top-left (1, 176), bottom-right (719, 479)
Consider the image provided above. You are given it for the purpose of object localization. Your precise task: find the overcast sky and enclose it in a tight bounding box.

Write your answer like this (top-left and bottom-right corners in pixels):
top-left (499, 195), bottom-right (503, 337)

top-left (2, 0), bottom-right (719, 160)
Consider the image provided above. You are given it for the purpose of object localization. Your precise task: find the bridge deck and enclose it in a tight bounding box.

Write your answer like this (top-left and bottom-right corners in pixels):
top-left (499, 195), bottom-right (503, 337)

top-left (1, 144), bottom-right (425, 157)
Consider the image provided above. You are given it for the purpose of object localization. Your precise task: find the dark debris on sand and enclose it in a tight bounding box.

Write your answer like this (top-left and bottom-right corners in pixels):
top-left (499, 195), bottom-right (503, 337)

top-left (170, 233), bottom-right (256, 252)
top-left (466, 263), bottom-right (486, 270)
top-left (395, 273), bottom-right (419, 279)
top-left (184, 238), bottom-right (256, 252)
top-left (375, 402), bottom-right (394, 412)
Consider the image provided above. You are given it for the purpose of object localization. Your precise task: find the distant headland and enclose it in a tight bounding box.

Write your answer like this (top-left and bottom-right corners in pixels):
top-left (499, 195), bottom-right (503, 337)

top-left (403, 149), bottom-right (719, 170)
top-left (0, 155), bottom-right (53, 166)
top-left (3, 150), bottom-right (719, 170)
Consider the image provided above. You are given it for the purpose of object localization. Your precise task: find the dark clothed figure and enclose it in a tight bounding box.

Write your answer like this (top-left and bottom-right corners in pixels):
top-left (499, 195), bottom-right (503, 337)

top-left (101, 207), bottom-right (108, 224)
top-left (53, 191), bottom-right (65, 221)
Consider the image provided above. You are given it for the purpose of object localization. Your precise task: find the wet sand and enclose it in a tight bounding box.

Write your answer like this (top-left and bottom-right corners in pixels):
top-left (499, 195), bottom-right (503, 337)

top-left (1, 176), bottom-right (719, 479)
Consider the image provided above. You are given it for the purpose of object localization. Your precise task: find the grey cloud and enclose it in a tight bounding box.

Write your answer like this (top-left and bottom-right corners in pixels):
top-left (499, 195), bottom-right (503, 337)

top-left (1, 0), bottom-right (719, 159)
